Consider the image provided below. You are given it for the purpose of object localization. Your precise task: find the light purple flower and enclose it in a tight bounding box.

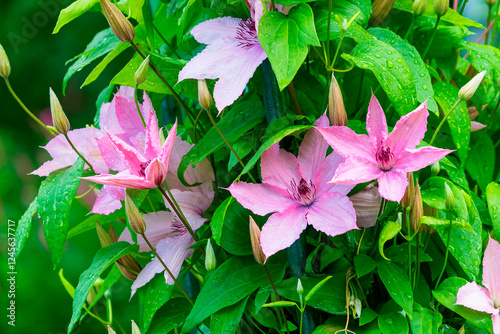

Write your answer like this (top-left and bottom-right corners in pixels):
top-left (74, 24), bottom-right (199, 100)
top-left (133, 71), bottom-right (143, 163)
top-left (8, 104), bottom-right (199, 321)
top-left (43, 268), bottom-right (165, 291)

top-left (316, 94), bottom-right (453, 202)
top-left (178, 0), bottom-right (270, 113)
top-left (228, 115), bottom-right (357, 258)
top-left (456, 237), bottom-right (500, 334)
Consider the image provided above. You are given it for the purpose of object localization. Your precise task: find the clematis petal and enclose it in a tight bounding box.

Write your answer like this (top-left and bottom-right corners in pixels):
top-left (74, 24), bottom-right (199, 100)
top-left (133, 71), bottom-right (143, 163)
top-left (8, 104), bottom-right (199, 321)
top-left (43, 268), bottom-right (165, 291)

top-left (190, 17), bottom-right (241, 44)
top-left (159, 121), bottom-right (177, 170)
top-left (112, 94), bottom-right (148, 147)
top-left (316, 126), bottom-right (376, 162)
top-left (315, 152), bottom-right (352, 196)
top-left (260, 205), bottom-right (308, 257)
top-left (483, 237), bottom-right (500, 308)
top-left (165, 189), bottom-right (211, 231)
top-left (306, 192), bottom-right (357, 237)
top-left (228, 181), bottom-right (294, 216)
top-left (385, 101), bottom-right (428, 156)
top-left (119, 211), bottom-right (178, 252)
top-left (349, 183), bottom-right (382, 228)
top-left (144, 158), bottom-right (166, 187)
top-left (144, 110), bottom-right (161, 160)
top-left (130, 255), bottom-right (164, 298)
top-left (394, 146), bottom-right (453, 172)
top-left (456, 282), bottom-right (497, 314)
top-left (493, 313), bottom-right (500, 334)
top-left (90, 185), bottom-right (125, 215)
top-left (96, 136), bottom-right (126, 172)
top-left (298, 114), bottom-right (330, 182)
top-left (82, 171), bottom-right (153, 189)
top-left (106, 131), bottom-right (147, 175)
top-left (329, 159), bottom-right (383, 185)
top-left (377, 170), bottom-right (408, 202)
top-left (261, 143), bottom-right (300, 192)
top-left (366, 94), bottom-right (388, 151)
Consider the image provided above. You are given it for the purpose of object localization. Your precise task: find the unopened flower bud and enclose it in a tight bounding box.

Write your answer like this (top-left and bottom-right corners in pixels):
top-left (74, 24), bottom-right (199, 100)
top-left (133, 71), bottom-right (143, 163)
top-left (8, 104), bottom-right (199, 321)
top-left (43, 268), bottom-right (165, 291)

top-left (431, 162), bottom-right (440, 176)
top-left (145, 158), bottom-right (166, 187)
top-left (349, 295), bottom-right (362, 319)
top-left (400, 173), bottom-right (415, 209)
top-left (198, 79), bottom-right (213, 110)
top-left (249, 216), bottom-right (267, 264)
top-left (328, 73), bottom-right (347, 126)
top-left (0, 44), bottom-right (10, 78)
top-left (485, 0), bottom-right (498, 6)
top-left (49, 88), bottom-right (70, 135)
top-left (135, 55), bottom-right (149, 85)
top-left (341, 19), bottom-right (348, 33)
top-left (131, 320), bottom-right (141, 334)
top-left (297, 278), bottom-right (304, 305)
top-left (125, 194), bottom-right (146, 234)
top-left (107, 326), bottom-right (117, 334)
top-left (410, 181), bottom-right (424, 233)
top-left (433, 0), bottom-right (448, 16)
top-left (116, 253), bottom-right (142, 280)
top-left (370, 0), bottom-right (397, 26)
top-left (205, 239), bottom-right (217, 271)
top-left (459, 70), bottom-right (486, 101)
top-left (412, 0), bottom-right (428, 16)
top-left (99, 0), bottom-right (135, 43)
top-left (96, 222), bottom-right (114, 247)
top-left (444, 183), bottom-right (455, 211)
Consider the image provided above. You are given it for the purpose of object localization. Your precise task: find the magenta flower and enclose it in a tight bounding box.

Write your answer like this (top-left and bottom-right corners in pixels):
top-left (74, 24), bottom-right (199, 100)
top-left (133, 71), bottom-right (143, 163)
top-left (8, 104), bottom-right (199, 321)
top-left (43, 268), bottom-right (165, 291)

top-left (228, 115), bottom-right (357, 258)
top-left (456, 237), bottom-right (500, 334)
top-left (178, 0), bottom-right (270, 112)
top-left (82, 111), bottom-right (177, 190)
top-left (316, 94), bottom-right (453, 202)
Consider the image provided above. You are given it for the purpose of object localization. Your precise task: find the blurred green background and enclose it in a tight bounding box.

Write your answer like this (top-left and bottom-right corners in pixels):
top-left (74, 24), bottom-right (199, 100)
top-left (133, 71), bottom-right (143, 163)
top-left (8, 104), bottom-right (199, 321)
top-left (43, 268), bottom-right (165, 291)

top-left (0, 0), bottom-right (491, 333)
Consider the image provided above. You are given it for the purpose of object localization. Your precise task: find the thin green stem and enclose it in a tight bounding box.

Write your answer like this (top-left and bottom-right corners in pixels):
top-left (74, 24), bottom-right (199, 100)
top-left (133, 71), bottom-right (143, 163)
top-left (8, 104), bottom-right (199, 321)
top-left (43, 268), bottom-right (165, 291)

top-left (152, 24), bottom-right (182, 58)
top-left (435, 210), bottom-right (453, 289)
top-left (459, 0), bottom-right (468, 15)
top-left (75, 183), bottom-right (98, 199)
top-left (326, 0), bottom-right (333, 65)
top-left (486, 5), bottom-right (492, 45)
top-left (405, 209), bottom-right (412, 288)
top-left (429, 98), bottom-right (462, 146)
top-left (330, 37), bottom-right (344, 70)
top-left (158, 186), bottom-right (199, 242)
top-left (263, 264), bottom-right (289, 334)
top-left (299, 308), bottom-right (304, 334)
top-left (490, 2), bottom-right (500, 46)
top-left (206, 109), bottom-right (257, 183)
top-left (141, 233), bottom-right (194, 306)
top-left (413, 233), bottom-right (420, 292)
top-left (64, 133), bottom-right (95, 174)
top-left (134, 84), bottom-right (147, 128)
top-left (4, 78), bottom-right (56, 136)
top-left (487, 94), bottom-right (500, 129)
top-left (422, 16), bottom-right (441, 60)
top-left (404, 15), bottom-right (416, 42)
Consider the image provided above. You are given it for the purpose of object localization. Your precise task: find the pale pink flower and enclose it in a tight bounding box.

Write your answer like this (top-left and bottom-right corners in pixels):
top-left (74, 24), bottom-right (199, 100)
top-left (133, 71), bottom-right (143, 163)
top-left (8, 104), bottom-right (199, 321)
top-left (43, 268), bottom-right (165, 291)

top-left (178, 0), bottom-right (270, 112)
top-left (228, 115), bottom-right (357, 258)
top-left (317, 94), bottom-right (453, 202)
top-left (456, 237), bottom-right (500, 334)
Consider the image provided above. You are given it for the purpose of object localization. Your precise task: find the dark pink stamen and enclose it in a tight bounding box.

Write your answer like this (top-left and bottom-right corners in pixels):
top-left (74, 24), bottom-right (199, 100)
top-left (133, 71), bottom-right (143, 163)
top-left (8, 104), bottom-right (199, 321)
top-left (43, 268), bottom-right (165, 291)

top-left (376, 147), bottom-right (395, 171)
top-left (235, 19), bottom-right (258, 49)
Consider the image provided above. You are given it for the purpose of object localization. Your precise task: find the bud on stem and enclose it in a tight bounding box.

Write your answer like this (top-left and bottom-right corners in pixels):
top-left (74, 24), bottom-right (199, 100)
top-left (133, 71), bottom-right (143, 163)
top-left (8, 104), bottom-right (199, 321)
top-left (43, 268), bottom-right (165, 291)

top-left (249, 216), bottom-right (267, 264)
top-left (49, 88), bottom-right (70, 135)
top-left (205, 239), bottom-right (217, 271)
top-left (99, 0), bottom-right (135, 43)
top-left (0, 44), bottom-right (11, 78)
top-left (412, 0), bottom-right (428, 16)
top-left (328, 73), bottom-right (347, 126)
top-left (459, 70), bottom-right (486, 101)
top-left (198, 79), bottom-right (213, 110)
top-left (433, 0), bottom-right (449, 17)
top-left (410, 181), bottom-right (424, 233)
top-left (444, 183), bottom-right (455, 211)
top-left (125, 193), bottom-right (147, 234)
top-left (135, 55), bottom-right (149, 85)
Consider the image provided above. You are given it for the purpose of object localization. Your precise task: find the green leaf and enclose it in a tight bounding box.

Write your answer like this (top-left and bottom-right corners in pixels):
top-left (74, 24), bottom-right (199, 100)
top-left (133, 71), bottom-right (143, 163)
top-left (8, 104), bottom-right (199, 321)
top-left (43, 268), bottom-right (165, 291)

top-left (377, 262), bottom-right (413, 316)
top-left (248, 297), bottom-right (279, 330)
top-left (68, 242), bottom-right (139, 333)
top-left (139, 273), bottom-right (174, 332)
top-left (15, 197), bottom-right (37, 259)
top-left (314, 8), bottom-right (375, 43)
top-left (369, 28), bottom-right (438, 116)
top-left (275, 0), bottom-right (316, 4)
top-left (378, 311), bottom-right (408, 334)
top-left (211, 295), bottom-right (250, 334)
top-left (53, 0), bottom-right (99, 34)
top-left (461, 42), bottom-right (500, 80)
top-left (59, 269), bottom-right (76, 298)
top-left (465, 134), bottom-right (495, 193)
top-left (38, 158), bottom-right (85, 269)
top-left (420, 216), bottom-right (473, 232)
top-left (409, 304), bottom-right (442, 334)
top-left (263, 301), bottom-right (298, 308)
top-left (84, 265), bottom-right (122, 318)
top-left (359, 307), bottom-right (378, 326)
top-left (354, 254), bottom-right (377, 278)
top-left (433, 81), bottom-right (470, 164)
top-left (148, 298), bottom-right (193, 334)
top-left (378, 221), bottom-right (401, 261)
top-left (343, 39), bottom-right (418, 115)
top-left (182, 256), bottom-right (286, 332)
top-left (63, 29), bottom-right (119, 93)
top-left (111, 53), bottom-right (197, 100)
top-left (304, 276), bottom-right (332, 303)
top-left (82, 42), bottom-right (130, 88)
top-left (237, 125), bottom-right (312, 179)
top-left (432, 277), bottom-right (492, 331)
top-left (258, 4), bottom-right (320, 90)
top-left (486, 182), bottom-right (500, 240)
top-left (178, 97), bottom-right (265, 186)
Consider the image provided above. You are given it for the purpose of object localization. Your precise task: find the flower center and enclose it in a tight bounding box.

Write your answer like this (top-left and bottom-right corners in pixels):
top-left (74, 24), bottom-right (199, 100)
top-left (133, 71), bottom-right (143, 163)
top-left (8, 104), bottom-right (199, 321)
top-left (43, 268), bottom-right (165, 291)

top-left (236, 19), bottom-right (258, 49)
top-left (138, 160), bottom-right (151, 177)
top-left (171, 219), bottom-right (187, 237)
top-left (289, 178), bottom-right (316, 206)
top-left (376, 147), bottom-right (395, 171)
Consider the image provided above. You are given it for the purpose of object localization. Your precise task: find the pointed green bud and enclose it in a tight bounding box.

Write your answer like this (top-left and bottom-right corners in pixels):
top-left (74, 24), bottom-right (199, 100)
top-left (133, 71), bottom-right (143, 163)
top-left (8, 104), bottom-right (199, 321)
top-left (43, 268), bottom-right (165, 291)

top-left (297, 278), bottom-right (304, 306)
top-left (198, 79), bottom-right (213, 110)
top-left (0, 44), bottom-right (11, 78)
top-left (107, 326), bottom-right (117, 334)
top-left (249, 216), bottom-right (267, 264)
top-left (99, 0), bottom-right (135, 43)
top-left (96, 222), bottom-right (114, 248)
top-left (412, 0), bottom-right (428, 16)
top-left (444, 183), bottom-right (455, 211)
top-left (433, 0), bottom-right (448, 16)
top-left (485, 0), bottom-right (498, 6)
top-left (431, 162), bottom-right (440, 176)
top-left (205, 239), bottom-right (217, 271)
top-left (459, 71), bottom-right (486, 101)
top-left (49, 88), bottom-right (70, 135)
top-left (125, 193), bottom-right (146, 235)
top-left (400, 172), bottom-right (415, 209)
top-left (410, 181), bottom-right (424, 233)
top-left (370, 0), bottom-right (397, 26)
top-left (328, 73), bottom-right (347, 126)
top-left (132, 320), bottom-right (141, 334)
top-left (135, 55), bottom-right (149, 85)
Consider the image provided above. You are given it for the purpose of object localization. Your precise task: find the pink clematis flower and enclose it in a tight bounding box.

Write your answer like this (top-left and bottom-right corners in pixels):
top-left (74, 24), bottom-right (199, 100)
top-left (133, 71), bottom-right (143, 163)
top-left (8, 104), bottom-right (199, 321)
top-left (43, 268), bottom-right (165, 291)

top-left (178, 0), bottom-right (270, 112)
top-left (316, 94), bottom-right (453, 202)
top-left (228, 115), bottom-right (357, 258)
top-left (82, 110), bottom-right (177, 190)
top-left (456, 237), bottom-right (500, 334)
